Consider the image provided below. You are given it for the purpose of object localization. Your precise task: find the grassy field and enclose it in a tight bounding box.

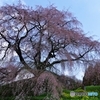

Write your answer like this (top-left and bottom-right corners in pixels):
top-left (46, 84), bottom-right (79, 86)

top-left (61, 86), bottom-right (100, 100)
top-left (0, 86), bottom-right (100, 100)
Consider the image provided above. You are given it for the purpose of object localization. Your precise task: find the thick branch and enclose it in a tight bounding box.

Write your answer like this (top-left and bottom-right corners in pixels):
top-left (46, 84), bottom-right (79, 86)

top-left (49, 46), bottom-right (94, 66)
top-left (0, 31), bottom-right (11, 45)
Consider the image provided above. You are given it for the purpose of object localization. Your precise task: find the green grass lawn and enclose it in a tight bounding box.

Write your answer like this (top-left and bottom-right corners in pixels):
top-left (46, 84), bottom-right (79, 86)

top-left (61, 86), bottom-right (100, 100)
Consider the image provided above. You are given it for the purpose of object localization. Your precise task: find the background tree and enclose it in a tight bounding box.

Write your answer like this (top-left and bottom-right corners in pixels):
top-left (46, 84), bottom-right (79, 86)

top-left (59, 75), bottom-right (82, 90)
top-left (0, 3), bottom-right (100, 99)
top-left (83, 62), bottom-right (100, 86)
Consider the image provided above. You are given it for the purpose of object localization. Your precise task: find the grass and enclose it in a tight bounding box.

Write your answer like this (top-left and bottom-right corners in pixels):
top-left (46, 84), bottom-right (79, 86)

top-left (85, 85), bottom-right (100, 92)
top-left (0, 85), bottom-right (100, 100)
top-left (60, 86), bottom-right (100, 100)
top-left (0, 93), bottom-right (50, 100)
top-left (0, 97), bottom-right (15, 100)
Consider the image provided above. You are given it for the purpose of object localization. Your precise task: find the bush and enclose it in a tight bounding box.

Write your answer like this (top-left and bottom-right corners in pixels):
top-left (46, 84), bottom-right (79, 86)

top-left (85, 85), bottom-right (100, 92)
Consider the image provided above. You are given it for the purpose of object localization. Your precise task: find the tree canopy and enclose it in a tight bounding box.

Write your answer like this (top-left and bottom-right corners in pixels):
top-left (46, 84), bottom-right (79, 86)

top-left (0, 3), bottom-right (100, 74)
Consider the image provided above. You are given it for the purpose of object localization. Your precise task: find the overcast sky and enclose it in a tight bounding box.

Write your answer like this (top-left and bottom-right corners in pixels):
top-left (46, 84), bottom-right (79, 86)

top-left (0, 0), bottom-right (100, 80)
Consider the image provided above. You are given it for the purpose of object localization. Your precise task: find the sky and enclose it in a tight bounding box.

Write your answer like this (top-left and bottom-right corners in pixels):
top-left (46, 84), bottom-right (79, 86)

top-left (0, 0), bottom-right (100, 80)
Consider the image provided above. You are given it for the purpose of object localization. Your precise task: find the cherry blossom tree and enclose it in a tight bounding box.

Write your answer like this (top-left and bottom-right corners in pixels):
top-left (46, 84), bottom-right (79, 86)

top-left (0, 3), bottom-right (100, 99)
top-left (0, 4), bottom-right (99, 73)
top-left (0, 64), bottom-right (18, 84)
top-left (83, 62), bottom-right (100, 86)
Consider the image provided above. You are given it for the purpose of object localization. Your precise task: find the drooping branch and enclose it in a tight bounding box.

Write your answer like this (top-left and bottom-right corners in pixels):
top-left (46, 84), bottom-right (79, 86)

top-left (48, 46), bottom-right (94, 67)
